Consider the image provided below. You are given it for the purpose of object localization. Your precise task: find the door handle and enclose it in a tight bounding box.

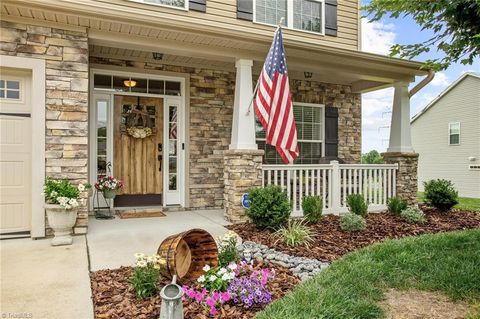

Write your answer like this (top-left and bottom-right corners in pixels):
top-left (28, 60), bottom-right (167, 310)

top-left (158, 155), bottom-right (162, 171)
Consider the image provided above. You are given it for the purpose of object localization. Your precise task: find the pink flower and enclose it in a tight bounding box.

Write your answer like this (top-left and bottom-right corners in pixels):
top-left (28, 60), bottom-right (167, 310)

top-left (205, 296), bottom-right (215, 307)
top-left (194, 292), bottom-right (204, 302)
top-left (220, 292), bottom-right (230, 303)
top-left (209, 306), bottom-right (217, 316)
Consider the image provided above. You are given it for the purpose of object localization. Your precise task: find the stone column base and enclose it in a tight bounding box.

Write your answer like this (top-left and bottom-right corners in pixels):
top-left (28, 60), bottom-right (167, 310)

top-left (223, 149), bottom-right (264, 223)
top-left (383, 152), bottom-right (419, 206)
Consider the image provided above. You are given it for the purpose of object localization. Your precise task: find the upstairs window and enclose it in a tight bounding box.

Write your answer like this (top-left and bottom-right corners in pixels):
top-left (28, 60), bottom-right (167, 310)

top-left (448, 122), bottom-right (460, 145)
top-left (130, 0), bottom-right (187, 10)
top-left (254, 0), bottom-right (324, 34)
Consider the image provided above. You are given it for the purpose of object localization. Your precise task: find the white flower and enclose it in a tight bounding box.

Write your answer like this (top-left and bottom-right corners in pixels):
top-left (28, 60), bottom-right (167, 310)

top-left (209, 275), bottom-right (217, 282)
top-left (136, 260), bottom-right (147, 268)
top-left (77, 184), bottom-right (85, 192)
top-left (197, 275), bottom-right (206, 283)
top-left (51, 191), bottom-right (58, 197)
top-left (202, 265), bottom-right (211, 272)
top-left (217, 268), bottom-right (227, 275)
top-left (134, 253), bottom-right (145, 259)
top-left (221, 273), bottom-right (230, 281)
top-left (227, 263), bottom-right (237, 270)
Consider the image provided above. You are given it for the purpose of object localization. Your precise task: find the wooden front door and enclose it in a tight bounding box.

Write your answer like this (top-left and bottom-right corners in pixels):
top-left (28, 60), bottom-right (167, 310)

top-left (113, 95), bottom-right (163, 206)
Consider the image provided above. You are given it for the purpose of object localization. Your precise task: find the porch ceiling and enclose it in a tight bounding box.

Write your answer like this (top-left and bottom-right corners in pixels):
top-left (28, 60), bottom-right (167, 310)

top-left (3, 0), bottom-right (429, 92)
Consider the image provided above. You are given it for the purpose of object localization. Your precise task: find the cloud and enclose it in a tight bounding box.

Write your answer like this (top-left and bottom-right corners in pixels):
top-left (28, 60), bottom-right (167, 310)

top-left (361, 18), bottom-right (396, 55)
top-left (362, 87), bottom-right (394, 152)
top-left (430, 72), bottom-right (449, 87)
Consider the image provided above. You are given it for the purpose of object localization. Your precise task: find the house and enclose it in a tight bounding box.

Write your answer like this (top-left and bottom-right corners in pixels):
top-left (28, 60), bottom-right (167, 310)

top-left (411, 73), bottom-right (480, 198)
top-left (0, 0), bottom-right (429, 238)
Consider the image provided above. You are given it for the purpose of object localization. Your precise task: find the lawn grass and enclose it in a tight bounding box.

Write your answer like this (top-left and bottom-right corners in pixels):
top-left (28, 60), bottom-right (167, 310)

top-left (256, 229), bottom-right (480, 319)
top-left (418, 192), bottom-right (480, 212)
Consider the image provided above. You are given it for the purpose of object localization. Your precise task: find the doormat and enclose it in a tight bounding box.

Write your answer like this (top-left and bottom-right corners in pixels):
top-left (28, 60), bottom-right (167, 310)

top-left (117, 209), bottom-right (166, 219)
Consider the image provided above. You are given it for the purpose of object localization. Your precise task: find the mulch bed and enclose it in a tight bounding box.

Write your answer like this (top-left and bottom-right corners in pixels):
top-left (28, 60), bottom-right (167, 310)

top-left (228, 205), bottom-right (480, 262)
top-left (90, 263), bottom-right (299, 319)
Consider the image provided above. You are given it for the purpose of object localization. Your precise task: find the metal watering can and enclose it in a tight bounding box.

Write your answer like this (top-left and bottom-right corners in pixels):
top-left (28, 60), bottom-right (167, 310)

top-left (159, 275), bottom-right (184, 319)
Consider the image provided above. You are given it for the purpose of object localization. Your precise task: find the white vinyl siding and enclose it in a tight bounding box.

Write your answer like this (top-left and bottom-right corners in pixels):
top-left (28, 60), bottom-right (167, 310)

top-left (412, 75), bottom-right (480, 198)
top-left (254, 0), bottom-right (325, 34)
top-left (128, 0), bottom-right (187, 10)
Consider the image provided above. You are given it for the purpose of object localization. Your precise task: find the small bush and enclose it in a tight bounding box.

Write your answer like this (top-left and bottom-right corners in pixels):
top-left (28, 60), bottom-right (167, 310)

top-left (274, 219), bottom-right (315, 247)
top-left (246, 185), bottom-right (291, 229)
top-left (387, 196), bottom-right (408, 214)
top-left (346, 194), bottom-right (368, 217)
top-left (423, 179), bottom-right (459, 212)
top-left (130, 253), bottom-right (161, 299)
top-left (302, 196), bottom-right (323, 223)
top-left (217, 231), bottom-right (240, 267)
top-left (340, 213), bottom-right (367, 232)
top-left (401, 207), bottom-right (426, 224)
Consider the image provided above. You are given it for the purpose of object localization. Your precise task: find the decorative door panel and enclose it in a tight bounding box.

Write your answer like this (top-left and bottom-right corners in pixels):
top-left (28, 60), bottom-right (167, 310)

top-left (113, 95), bottom-right (163, 197)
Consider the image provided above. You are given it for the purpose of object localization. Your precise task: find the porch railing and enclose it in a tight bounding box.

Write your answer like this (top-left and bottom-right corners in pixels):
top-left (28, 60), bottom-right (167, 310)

top-left (262, 161), bottom-right (398, 215)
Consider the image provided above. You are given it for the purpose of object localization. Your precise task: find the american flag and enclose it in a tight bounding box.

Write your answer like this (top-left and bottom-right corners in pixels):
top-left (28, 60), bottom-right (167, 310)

top-left (254, 27), bottom-right (298, 164)
top-left (169, 109), bottom-right (177, 139)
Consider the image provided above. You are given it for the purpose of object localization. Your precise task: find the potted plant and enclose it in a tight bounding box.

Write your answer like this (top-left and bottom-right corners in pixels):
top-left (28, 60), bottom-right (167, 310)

top-left (95, 175), bottom-right (124, 199)
top-left (44, 178), bottom-right (87, 246)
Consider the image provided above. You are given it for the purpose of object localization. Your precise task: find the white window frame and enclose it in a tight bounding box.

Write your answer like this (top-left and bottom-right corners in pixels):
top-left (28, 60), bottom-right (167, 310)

top-left (256, 102), bottom-right (325, 163)
top-left (0, 77), bottom-right (23, 103)
top-left (127, 0), bottom-right (188, 11)
top-left (253, 0), bottom-right (325, 36)
top-left (448, 122), bottom-right (460, 146)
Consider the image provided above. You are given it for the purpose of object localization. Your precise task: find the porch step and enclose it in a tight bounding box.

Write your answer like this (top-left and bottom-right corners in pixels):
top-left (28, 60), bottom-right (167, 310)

top-left (162, 205), bottom-right (185, 212)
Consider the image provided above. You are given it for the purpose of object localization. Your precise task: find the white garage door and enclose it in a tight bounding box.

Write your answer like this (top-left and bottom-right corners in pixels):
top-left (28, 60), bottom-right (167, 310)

top-left (0, 69), bottom-right (32, 235)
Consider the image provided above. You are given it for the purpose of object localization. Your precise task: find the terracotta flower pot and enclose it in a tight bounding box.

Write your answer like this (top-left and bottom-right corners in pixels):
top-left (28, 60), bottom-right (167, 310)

top-left (45, 204), bottom-right (78, 246)
top-left (103, 189), bottom-right (117, 199)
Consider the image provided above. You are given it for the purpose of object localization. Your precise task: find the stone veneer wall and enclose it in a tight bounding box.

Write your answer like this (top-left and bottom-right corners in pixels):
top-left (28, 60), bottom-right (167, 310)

top-left (1, 21), bottom-right (89, 235)
top-left (89, 56), bottom-right (236, 210)
top-left (290, 80), bottom-right (362, 163)
top-left (383, 152), bottom-right (419, 206)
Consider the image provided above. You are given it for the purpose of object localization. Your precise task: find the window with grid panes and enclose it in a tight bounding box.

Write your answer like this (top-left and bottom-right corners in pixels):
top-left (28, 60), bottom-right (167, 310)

top-left (256, 104), bottom-right (324, 164)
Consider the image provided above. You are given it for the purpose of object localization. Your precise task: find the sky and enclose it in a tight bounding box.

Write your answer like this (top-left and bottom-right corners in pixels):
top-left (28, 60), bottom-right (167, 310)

top-left (360, 5), bottom-right (480, 153)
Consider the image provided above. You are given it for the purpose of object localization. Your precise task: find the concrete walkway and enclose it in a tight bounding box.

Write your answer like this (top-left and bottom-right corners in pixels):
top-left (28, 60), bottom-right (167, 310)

top-left (0, 236), bottom-right (93, 319)
top-left (87, 209), bottom-right (230, 270)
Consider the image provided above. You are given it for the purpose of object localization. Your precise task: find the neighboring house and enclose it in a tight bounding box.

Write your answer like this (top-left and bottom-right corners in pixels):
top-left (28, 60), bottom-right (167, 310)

top-left (411, 73), bottom-right (480, 198)
top-left (0, 0), bottom-right (427, 238)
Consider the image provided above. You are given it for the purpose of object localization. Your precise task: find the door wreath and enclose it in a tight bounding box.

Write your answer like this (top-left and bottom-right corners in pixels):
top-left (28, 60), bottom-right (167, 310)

top-left (126, 104), bottom-right (153, 139)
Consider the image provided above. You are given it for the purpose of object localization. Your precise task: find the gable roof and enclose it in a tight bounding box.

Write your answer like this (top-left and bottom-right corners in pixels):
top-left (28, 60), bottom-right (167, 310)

top-left (411, 72), bottom-right (480, 123)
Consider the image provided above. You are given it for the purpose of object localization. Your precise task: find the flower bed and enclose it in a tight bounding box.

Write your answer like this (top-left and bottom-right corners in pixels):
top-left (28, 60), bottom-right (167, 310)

top-left (228, 205), bottom-right (480, 262)
top-left (90, 263), bottom-right (299, 319)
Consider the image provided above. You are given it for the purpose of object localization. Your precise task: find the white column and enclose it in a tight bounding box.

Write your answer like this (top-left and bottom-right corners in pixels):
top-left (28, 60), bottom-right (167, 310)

top-left (229, 59), bottom-right (257, 150)
top-left (387, 81), bottom-right (414, 153)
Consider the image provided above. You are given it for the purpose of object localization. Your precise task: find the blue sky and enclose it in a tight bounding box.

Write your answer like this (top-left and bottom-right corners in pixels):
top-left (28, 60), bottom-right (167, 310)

top-left (360, 7), bottom-right (480, 153)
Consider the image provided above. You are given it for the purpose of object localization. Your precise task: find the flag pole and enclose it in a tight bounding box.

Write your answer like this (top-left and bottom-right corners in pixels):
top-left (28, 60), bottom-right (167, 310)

top-left (245, 17), bottom-right (285, 116)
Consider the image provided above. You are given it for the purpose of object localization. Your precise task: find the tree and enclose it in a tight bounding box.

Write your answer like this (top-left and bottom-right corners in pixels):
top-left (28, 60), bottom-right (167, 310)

top-left (363, 0), bottom-right (480, 71)
top-left (362, 150), bottom-right (384, 164)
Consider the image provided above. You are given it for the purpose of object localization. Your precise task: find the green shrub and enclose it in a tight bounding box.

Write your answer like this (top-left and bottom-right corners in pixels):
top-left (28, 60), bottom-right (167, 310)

top-left (387, 196), bottom-right (408, 214)
top-left (340, 213), bottom-right (367, 232)
top-left (423, 179), bottom-right (459, 212)
top-left (302, 196), bottom-right (323, 223)
top-left (246, 185), bottom-right (291, 229)
top-left (274, 219), bottom-right (315, 247)
top-left (217, 231), bottom-right (240, 267)
top-left (346, 194), bottom-right (368, 217)
top-left (400, 207), bottom-right (426, 224)
top-left (130, 253), bottom-right (161, 299)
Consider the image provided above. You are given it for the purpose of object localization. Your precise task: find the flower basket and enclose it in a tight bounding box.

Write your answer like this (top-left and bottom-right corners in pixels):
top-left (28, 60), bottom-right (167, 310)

top-left (45, 204), bottom-right (78, 246)
top-left (103, 189), bottom-right (117, 199)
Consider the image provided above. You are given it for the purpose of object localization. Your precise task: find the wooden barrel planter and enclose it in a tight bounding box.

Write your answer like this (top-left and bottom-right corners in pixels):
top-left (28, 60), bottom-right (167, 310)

top-left (157, 228), bottom-right (219, 282)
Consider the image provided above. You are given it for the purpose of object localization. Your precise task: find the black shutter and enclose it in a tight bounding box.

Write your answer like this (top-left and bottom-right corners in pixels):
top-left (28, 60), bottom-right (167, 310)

top-left (324, 0), bottom-right (338, 36)
top-left (324, 106), bottom-right (338, 157)
top-left (189, 0), bottom-right (206, 12)
top-left (237, 0), bottom-right (253, 21)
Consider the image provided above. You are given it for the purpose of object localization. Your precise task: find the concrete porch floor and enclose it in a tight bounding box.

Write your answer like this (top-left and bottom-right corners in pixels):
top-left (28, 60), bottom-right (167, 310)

top-left (1, 209), bottom-right (230, 318)
top-left (87, 209), bottom-right (231, 270)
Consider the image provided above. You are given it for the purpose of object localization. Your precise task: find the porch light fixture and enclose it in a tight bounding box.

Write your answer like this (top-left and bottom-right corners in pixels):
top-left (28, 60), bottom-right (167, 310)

top-left (152, 52), bottom-right (164, 60)
top-left (123, 80), bottom-right (137, 88)
top-left (304, 72), bottom-right (313, 79)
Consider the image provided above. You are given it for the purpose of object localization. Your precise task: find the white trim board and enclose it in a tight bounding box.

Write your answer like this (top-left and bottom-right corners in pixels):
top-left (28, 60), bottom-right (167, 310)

top-left (0, 56), bottom-right (46, 238)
